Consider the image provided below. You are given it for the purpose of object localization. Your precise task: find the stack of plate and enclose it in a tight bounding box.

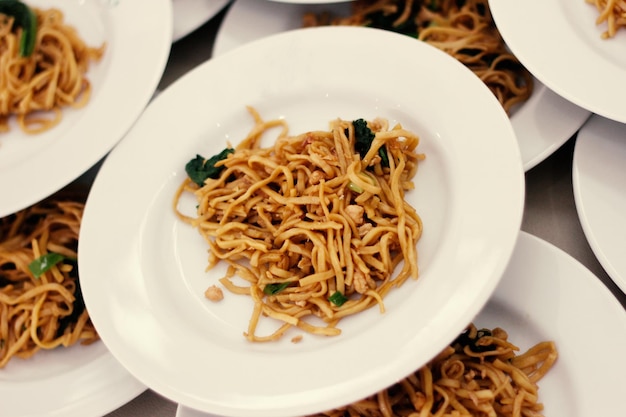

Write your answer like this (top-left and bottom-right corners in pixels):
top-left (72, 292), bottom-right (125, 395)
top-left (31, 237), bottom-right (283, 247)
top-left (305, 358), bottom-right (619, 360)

top-left (487, 0), bottom-right (626, 303)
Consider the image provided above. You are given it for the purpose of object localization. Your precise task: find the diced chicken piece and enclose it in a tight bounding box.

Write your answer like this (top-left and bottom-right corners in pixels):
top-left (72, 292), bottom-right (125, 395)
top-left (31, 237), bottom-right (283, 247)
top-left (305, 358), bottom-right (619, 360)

top-left (358, 223), bottom-right (373, 237)
top-left (413, 392), bottom-right (427, 409)
top-left (353, 270), bottom-right (369, 294)
top-left (309, 170), bottom-right (325, 185)
top-left (345, 204), bottom-right (364, 225)
top-left (297, 257), bottom-right (312, 270)
top-left (369, 118), bottom-right (386, 132)
top-left (204, 285), bottom-right (224, 302)
top-left (368, 154), bottom-right (382, 166)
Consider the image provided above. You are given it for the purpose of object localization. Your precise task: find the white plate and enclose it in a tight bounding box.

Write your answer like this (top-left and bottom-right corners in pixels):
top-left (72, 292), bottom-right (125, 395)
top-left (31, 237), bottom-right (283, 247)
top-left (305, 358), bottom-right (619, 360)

top-left (172, 0), bottom-right (231, 42)
top-left (214, 0), bottom-right (591, 172)
top-left (267, 0), bottom-right (352, 3)
top-left (489, 0), bottom-right (626, 123)
top-left (573, 115), bottom-right (626, 293)
top-left (0, 341), bottom-right (145, 417)
top-left (175, 231), bottom-right (626, 417)
top-left (0, 0), bottom-right (172, 218)
top-left (79, 26), bottom-right (524, 417)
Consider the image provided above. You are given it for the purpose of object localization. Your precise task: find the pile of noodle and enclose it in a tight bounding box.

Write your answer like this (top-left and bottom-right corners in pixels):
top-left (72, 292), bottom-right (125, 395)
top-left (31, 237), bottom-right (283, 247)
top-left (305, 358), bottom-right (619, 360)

top-left (310, 324), bottom-right (558, 417)
top-left (0, 5), bottom-right (105, 134)
top-left (303, 0), bottom-right (533, 115)
top-left (174, 107), bottom-right (424, 342)
top-left (586, 0), bottom-right (626, 38)
top-left (0, 193), bottom-right (97, 368)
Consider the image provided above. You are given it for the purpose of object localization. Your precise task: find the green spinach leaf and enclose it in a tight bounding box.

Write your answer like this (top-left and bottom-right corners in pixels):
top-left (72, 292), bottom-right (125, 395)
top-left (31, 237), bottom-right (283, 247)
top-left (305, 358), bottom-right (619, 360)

top-left (185, 148), bottom-right (234, 186)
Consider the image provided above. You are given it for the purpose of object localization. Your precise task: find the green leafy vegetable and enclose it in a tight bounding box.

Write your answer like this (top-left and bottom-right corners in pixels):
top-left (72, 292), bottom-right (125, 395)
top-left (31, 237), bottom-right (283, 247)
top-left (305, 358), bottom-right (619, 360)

top-left (352, 119), bottom-right (390, 168)
top-left (0, 0), bottom-right (37, 57)
top-left (378, 142), bottom-right (390, 167)
top-left (328, 291), bottom-right (348, 307)
top-left (453, 328), bottom-right (497, 353)
top-left (185, 148), bottom-right (234, 186)
top-left (263, 282), bottom-right (290, 295)
top-left (353, 118), bottom-right (374, 159)
top-left (427, 0), bottom-right (441, 11)
top-left (28, 252), bottom-right (66, 278)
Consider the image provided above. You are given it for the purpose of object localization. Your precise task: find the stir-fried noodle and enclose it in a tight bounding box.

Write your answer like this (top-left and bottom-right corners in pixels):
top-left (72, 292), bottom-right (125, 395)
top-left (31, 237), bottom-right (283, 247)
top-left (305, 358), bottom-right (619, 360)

top-left (0, 5), bottom-right (105, 134)
top-left (174, 107), bottom-right (424, 342)
top-left (303, 0), bottom-right (533, 115)
top-left (586, 0), bottom-right (626, 38)
top-left (0, 194), bottom-right (97, 368)
top-left (310, 324), bottom-right (558, 417)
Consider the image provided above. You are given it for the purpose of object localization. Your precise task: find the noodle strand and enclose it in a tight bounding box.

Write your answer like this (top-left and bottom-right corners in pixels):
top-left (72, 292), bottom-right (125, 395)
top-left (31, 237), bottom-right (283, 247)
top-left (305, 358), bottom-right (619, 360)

top-left (302, 0), bottom-right (533, 114)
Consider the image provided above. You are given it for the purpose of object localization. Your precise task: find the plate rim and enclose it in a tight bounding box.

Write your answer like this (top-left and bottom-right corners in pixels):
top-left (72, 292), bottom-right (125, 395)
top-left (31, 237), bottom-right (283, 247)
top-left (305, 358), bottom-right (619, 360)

top-left (172, 0), bottom-right (231, 42)
top-left (572, 114), bottom-right (626, 293)
top-left (0, 335), bottom-right (146, 417)
top-left (489, 0), bottom-right (626, 124)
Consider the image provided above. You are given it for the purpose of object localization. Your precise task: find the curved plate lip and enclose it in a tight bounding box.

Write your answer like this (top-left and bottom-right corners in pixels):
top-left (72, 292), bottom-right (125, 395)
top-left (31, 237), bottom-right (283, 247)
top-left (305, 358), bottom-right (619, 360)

top-left (214, 0), bottom-right (591, 172)
top-left (572, 115), bottom-right (626, 293)
top-left (489, 0), bottom-right (626, 124)
top-left (78, 26), bottom-right (524, 417)
top-left (0, 339), bottom-right (146, 417)
top-left (175, 231), bottom-right (626, 417)
top-left (172, 0), bottom-right (231, 42)
top-left (0, 0), bottom-right (173, 218)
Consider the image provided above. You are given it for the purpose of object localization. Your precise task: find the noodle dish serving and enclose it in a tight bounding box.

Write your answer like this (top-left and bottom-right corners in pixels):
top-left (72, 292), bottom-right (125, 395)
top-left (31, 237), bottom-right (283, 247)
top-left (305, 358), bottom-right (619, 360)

top-left (0, 184), bottom-right (145, 417)
top-left (0, 0), bottom-right (104, 134)
top-left (0, 0), bottom-right (172, 218)
top-left (78, 26), bottom-right (524, 416)
top-left (174, 107), bottom-right (425, 342)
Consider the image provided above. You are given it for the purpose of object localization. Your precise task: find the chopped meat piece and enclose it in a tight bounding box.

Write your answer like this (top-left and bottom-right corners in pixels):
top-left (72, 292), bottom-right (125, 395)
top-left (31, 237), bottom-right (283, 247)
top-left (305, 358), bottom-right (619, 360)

top-left (345, 204), bottom-right (365, 225)
top-left (204, 285), bottom-right (224, 301)
top-left (358, 223), bottom-right (373, 236)
top-left (309, 170), bottom-right (325, 185)
top-left (353, 270), bottom-right (369, 294)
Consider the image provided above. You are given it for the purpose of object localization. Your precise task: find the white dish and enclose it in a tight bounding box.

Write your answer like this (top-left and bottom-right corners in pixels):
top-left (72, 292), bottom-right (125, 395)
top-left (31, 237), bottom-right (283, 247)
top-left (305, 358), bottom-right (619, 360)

top-left (489, 0), bottom-right (626, 123)
top-left (573, 115), bottom-right (626, 293)
top-left (214, 0), bottom-right (591, 171)
top-left (79, 26), bottom-right (524, 417)
top-left (172, 0), bottom-right (231, 42)
top-left (0, 340), bottom-right (145, 417)
top-left (176, 231), bottom-right (626, 417)
top-left (0, 0), bottom-right (172, 218)
top-left (266, 0), bottom-right (352, 3)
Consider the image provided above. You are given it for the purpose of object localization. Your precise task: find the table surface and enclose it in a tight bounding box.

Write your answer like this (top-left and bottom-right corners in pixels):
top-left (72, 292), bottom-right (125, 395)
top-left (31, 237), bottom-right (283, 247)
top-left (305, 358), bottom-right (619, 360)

top-left (104, 6), bottom-right (626, 417)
